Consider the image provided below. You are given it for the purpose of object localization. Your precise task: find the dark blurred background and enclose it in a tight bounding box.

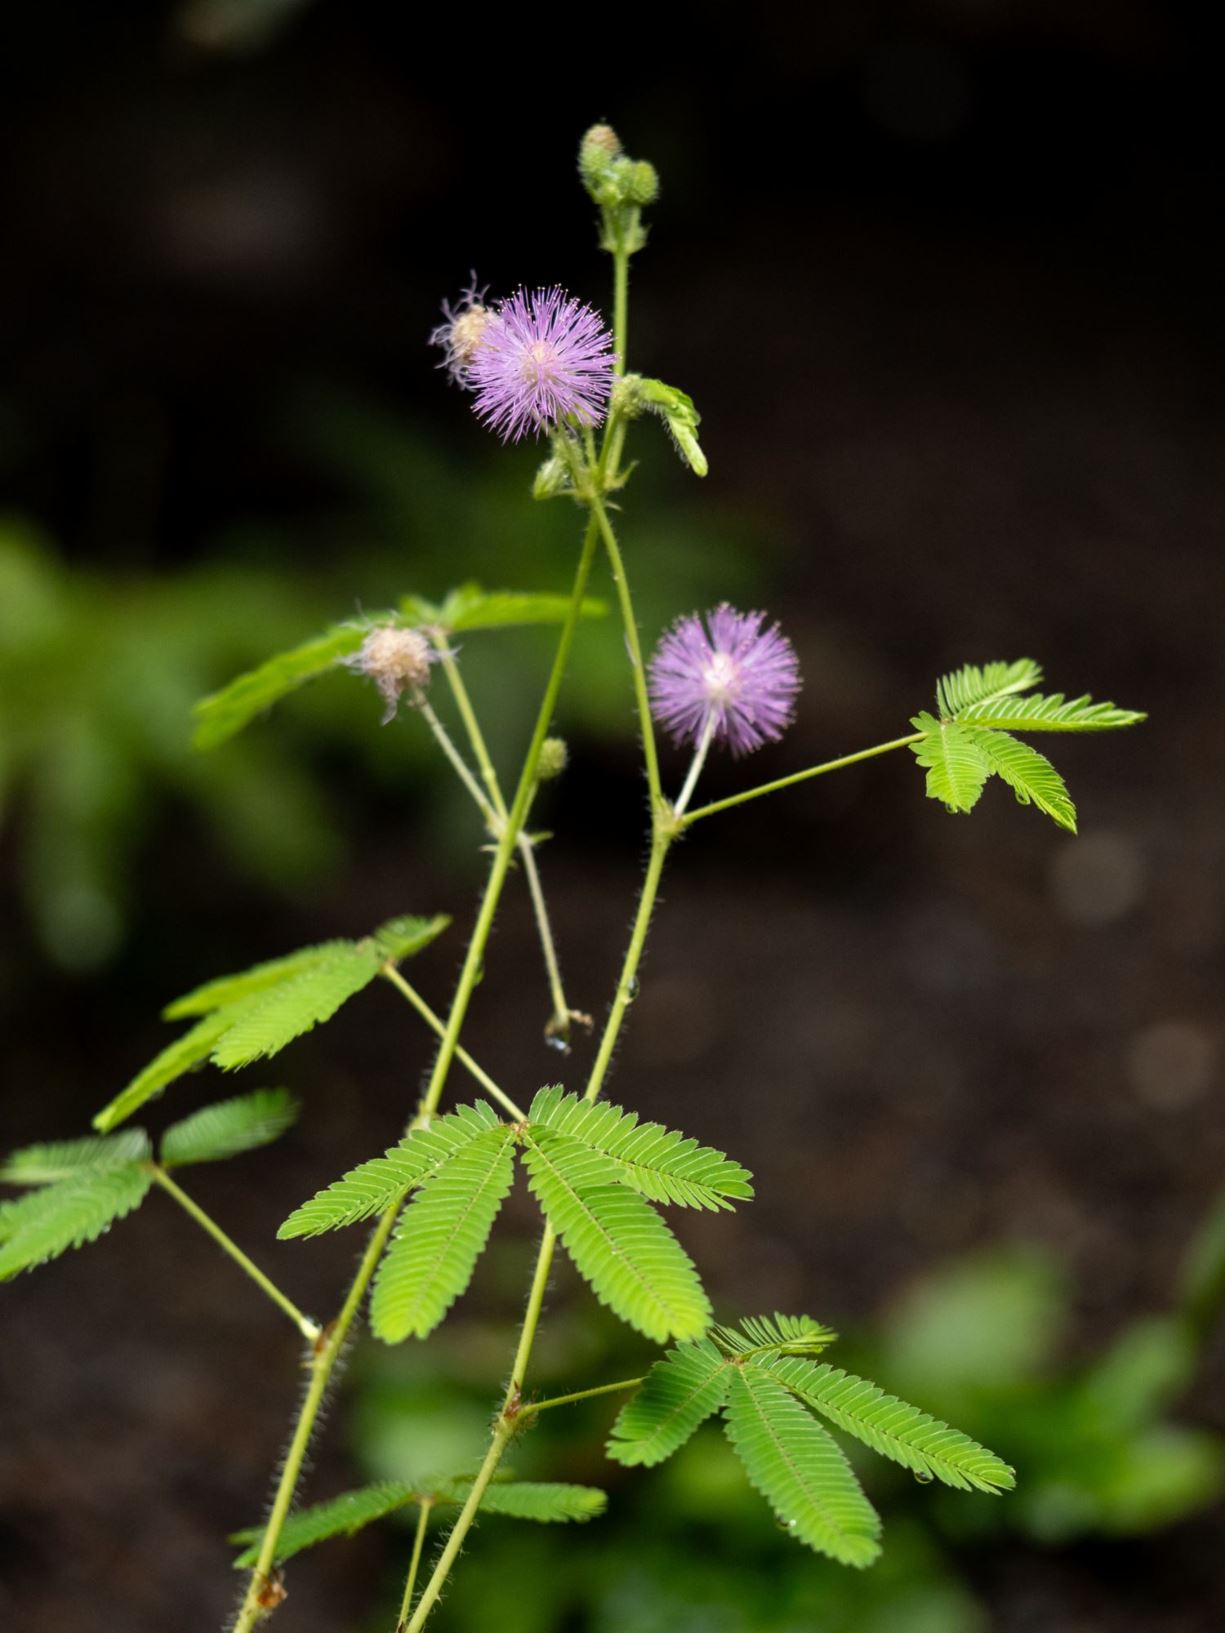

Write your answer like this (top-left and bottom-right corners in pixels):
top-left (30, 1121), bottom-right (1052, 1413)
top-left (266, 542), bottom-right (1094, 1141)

top-left (2, 2), bottom-right (1224, 1629)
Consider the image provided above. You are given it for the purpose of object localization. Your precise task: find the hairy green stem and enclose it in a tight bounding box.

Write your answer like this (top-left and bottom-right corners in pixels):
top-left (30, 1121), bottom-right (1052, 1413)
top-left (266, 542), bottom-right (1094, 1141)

top-left (520, 1375), bottom-right (644, 1417)
top-left (586, 829), bottom-right (670, 1104)
top-left (433, 642), bottom-right (508, 824)
top-left (396, 1499), bottom-right (433, 1631)
top-left (417, 695), bottom-right (498, 828)
top-left (380, 966), bottom-right (526, 1121)
top-left (587, 491), bottom-right (662, 810)
top-left (517, 832), bottom-right (577, 1044)
top-left (679, 733), bottom-right (925, 827)
top-left (151, 1167), bottom-right (319, 1341)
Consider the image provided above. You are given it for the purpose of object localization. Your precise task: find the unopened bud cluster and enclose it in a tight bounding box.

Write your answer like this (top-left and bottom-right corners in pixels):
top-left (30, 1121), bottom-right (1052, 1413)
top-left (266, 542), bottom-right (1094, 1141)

top-left (579, 125), bottom-right (657, 256)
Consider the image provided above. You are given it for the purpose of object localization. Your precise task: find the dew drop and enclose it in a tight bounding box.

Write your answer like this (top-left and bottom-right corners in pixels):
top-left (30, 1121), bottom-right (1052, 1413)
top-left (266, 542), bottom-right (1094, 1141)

top-left (625, 976), bottom-right (640, 1002)
top-left (545, 1032), bottom-right (570, 1054)
top-left (913, 1470), bottom-right (934, 1485)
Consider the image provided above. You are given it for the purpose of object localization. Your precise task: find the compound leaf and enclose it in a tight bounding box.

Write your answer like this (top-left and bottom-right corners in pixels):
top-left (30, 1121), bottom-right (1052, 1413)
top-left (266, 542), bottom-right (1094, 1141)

top-left (160, 1089), bottom-right (299, 1168)
top-left (0, 1164), bottom-right (153, 1279)
top-left (230, 1482), bottom-right (416, 1567)
top-left (527, 1088), bottom-right (753, 1211)
top-left (711, 1313), bottom-right (839, 1361)
top-left (522, 1128), bottom-right (711, 1343)
top-left (972, 729), bottom-right (1078, 833)
top-left (370, 1126), bottom-right (516, 1342)
top-left (192, 619), bottom-right (379, 750)
top-left (454, 1480), bottom-right (607, 1523)
top-left (909, 713), bottom-right (991, 814)
top-left (1, 1129), bottom-right (151, 1185)
top-left (763, 1355), bottom-right (1016, 1494)
top-left (423, 583), bottom-right (608, 633)
top-left (93, 1012), bottom-right (231, 1132)
top-left (162, 942), bottom-right (351, 1021)
top-left (723, 1366), bottom-right (881, 1568)
top-left (211, 944), bottom-right (383, 1070)
top-left (935, 659), bottom-right (1043, 719)
top-left (279, 1102), bottom-right (503, 1239)
top-left (606, 1337), bottom-right (730, 1467)
top-left (955, 691), bottom-right (1146, 732)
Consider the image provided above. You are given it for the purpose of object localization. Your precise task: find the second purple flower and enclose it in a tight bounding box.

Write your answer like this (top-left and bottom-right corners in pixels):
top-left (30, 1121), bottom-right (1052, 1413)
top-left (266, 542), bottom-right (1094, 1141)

top-left (649, 604), bottom-right (802, 758)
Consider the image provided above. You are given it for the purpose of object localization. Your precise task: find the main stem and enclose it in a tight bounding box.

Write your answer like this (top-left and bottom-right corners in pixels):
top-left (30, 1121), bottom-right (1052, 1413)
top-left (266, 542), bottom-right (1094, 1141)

top-left (232, 524), bottom-right (600, 1632)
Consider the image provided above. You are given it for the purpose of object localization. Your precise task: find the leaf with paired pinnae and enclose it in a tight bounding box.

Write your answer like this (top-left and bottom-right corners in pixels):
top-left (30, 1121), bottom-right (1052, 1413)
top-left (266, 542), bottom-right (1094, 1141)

top-left (607, 1337), bottom-right (730, 1467)
top-left (370, 1125), bottom-right (516, 1342)
top-left (279, 1102), bottom-right (503, 1238)
top-left (710, 1313), bottom-right (839, 1361)
top-left (210, 944), bottom-right (384, 1070)
top-left (0, 1164), bottom-right (153, 1279)
top-left (762, 1355), bottom-right (1016, 1493)
top-left (230, 1482), bottom-right (417, 1567)
top-left (723, 1366), bottom-right (882, 1568)
top-left (909, 712), bottom-right (991, 814)
top-left (972, 730), bottom-right (1078, 833)
top-left (160, 1090), bottom-right (298, 1168)
top-left (192, 619), bottom-right (381, 750)
top-left (935, 659), bottom-right (1044, 719)
top-left (527, 1088), bottom-right (753, 1211)
top-left (522, 1128), bottom-right (712, 1343)
top-left (93, 1011), bottom-right (232, 1132)
top-left (1, 1129), bottom-right (151, 1185)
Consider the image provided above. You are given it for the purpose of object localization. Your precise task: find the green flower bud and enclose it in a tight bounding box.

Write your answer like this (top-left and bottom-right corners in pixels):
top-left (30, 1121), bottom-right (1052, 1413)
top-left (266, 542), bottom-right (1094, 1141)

top-left (579, 124), bottom-right (623, 196)
top-left (627, 161), bottom-right (659, 206)
top-left (537, 737), bottom-right (569, 781)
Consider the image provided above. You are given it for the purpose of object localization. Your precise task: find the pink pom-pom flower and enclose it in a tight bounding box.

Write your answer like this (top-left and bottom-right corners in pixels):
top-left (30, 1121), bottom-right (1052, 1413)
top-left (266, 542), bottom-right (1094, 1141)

top-left (463, 286), bottom-right (616, 443)
top-left (649, 604), bottom-right (801, 757)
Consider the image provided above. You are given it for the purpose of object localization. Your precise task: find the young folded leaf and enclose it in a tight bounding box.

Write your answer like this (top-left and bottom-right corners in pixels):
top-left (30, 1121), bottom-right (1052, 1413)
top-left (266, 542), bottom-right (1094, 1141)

top-left (211, 944), bottom-right (385, 1070)
top-left (192, 619), bottom-right (380, 750)
top-left (1, 1128), bottom-right (151, 1185)
top-left (522, 1128), bottom-right (712, 1343)
top-left (606, 1337), bottom-right (730, 1467)
top-left (93, 1011), bottom-right (232, 1132)
top-left (762, 1354), bottom-right (1016, 1493)
top-left (160, 1090), bottom-right (298, 1168)
top-left (527, 1087), bottom-right (753, 1210)
top-left (0, 1164), bottom-right (153, 1279)
top-left (909, 713), bottom-right (991, 815)
top-left (935, 659), bottom-right (1043, 719)
top-left (279, 1101), bottom-right (503, 1238)
top-left (162, 942), bottom-right (352, 1020)
top-left (710, 1313), bottom-right (839, 1361)
top-left (230, 1481), bottom-right (418, 1567)
top-left (723, 1366), bottom-right (882, 1568)
top-left (370, 1125), bottom-right (516, 1342)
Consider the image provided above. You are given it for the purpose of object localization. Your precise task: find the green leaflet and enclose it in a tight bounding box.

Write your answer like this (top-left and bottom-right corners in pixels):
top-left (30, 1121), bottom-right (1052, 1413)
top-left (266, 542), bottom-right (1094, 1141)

top-left (972, 730), bottom-right (1077, 833)
top-left (606, 1338), bottom-right (730, 1467)
top-left (211, 943), bottom-right (384, 1070)
top-left (762, 1355), bottom-right (1016, 1493)
top-left (279, 1102), bottom-right (502, 1238)
top-left (935, 659), bottom-right (1043, 719)
top-left (162, 942), bottom-right (351, 1020)
top-left (723, 1366), bottom-right (882, 1569)
top-left (229, 1477), bottom-right (607, 1567)
top-left (371, 914), bottom-right (451, 961)
top-left (370, 1126), bottom-right (516, 1341)
top-left (407, 582), bottom-right (608, 634)
top-left (909, 713), bottom-right (991, 814)
top-left (192, 619), bottom-right (378, 750)
top-left (230, 1482), bottom-right (417, 1567)
top-left (527, 1087), bottom-right (753, 1210)
top-left (93, 1011), bottom-right (231, 1132)
top-left (522, 1128), bottom-right (712, 1343)
top-left (711, 1313), bottom-right (839, 1361)
top-left (955, 691), bottom-right (1147, 732)
top-left (0, 1164), bottom-right (153, 1278)
top-left (1, 1128), bottom-right (151, 1185)
top-left (160, 1090), bottom-right (298, 1168)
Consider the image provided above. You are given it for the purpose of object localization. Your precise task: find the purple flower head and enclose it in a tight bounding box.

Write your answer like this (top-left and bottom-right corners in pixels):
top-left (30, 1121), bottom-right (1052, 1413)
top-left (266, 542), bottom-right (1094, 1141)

top-left (649, 604), bottom-right (802, 757)
top-left (466, 287), bottom-right (616, 442)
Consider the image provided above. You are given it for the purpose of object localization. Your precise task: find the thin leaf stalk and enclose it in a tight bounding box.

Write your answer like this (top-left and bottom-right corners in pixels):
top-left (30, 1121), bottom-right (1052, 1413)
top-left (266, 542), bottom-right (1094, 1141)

top-left (680, 734), bottom-right (926, 828)
top-left (396, 1499), bottom-right (433, 1632)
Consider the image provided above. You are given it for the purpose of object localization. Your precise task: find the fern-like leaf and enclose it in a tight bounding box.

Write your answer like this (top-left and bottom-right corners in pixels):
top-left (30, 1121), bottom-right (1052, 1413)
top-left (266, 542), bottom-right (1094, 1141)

top-left (416, 583), bottom-right (608, 634)
top-left (971, 729), bottom-right (1077, 832)
top-left (763, 1355), bottom-right (1016, 1493)
top-left (955, 691), bottom-right (1146, 732)
top-left (93, 1012), bottom-right (231, 1132)
top-left (935, 659), bottom-right (1043, 719)
top-left (606, 1337), bottom-right (730, 1467)
top-left (723, 1366), bottom-right (882, 1568)
top-left (162, 942), bottom-right (351, 1020)
top-left (211, 944), bottom-right (384, 1070)
top-left (279, 1102), bottom-right (502, 1239)
top-left (370, 1126), bottom-right (515, 1341)
top-left (711, 1313), bottom-right (839, 1361)
top-left (160, 1090), bottom-right (298, 1168)
top-left (1, 1129), bottom-right (151, 1185)
top-left (446, 1479), bottom-right (607, 1522)
top-left (527, 1088), bottom-right (753, 1211)
top-left (230, 1482), bottom-right (416, 1567)
top-left (909, 713), bottom-right (991, 814)
top-left (192, 619), bottom-right (381, 750)
top-left (522, 1129), bottom-right (712, 1343)
top-left (0, 1164), bottom-right (153, 1278)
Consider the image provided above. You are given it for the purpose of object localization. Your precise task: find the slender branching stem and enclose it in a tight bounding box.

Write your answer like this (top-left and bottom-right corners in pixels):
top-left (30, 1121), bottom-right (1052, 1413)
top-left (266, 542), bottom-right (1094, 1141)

top-left (586, 827), bottom-right (671, 1105)
top-left (587, 491), bottom-right (663, 811)
top-left (612, 239), bottom-right (630, 379)
top-left (416, 695), bottom-right (499, 830)
top-left (517, 831), bottom-right (576, 1044)
top-left (396, 1499), bottom-right (433, 1632)
top-left (679, 733), bottom-right (926, 828)
top-left (403, 1423), bottom-right (514, 1633)
top-left (380, 966), bottom-right (526, 1122)
top-left (151, 1167), bottom-right (320, 1342)
top-left (434, 641), bottom-right (509, 824)
top-left (672, 711), bottom-right (716, 819)
top-left (519, 1376), bottom-right (644, 1417)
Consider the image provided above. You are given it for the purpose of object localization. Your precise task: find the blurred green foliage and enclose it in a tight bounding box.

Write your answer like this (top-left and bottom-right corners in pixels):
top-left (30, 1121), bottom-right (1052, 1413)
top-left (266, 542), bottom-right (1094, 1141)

top-left (0, 398), bottom-right (764, 968)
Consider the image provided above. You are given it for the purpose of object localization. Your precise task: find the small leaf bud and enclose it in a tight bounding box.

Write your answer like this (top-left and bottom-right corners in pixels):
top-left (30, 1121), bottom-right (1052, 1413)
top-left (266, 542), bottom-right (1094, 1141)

top-left (537, 737), bottom-right (569, 781)
top-left (347, 625), bottom-right (434, 723)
